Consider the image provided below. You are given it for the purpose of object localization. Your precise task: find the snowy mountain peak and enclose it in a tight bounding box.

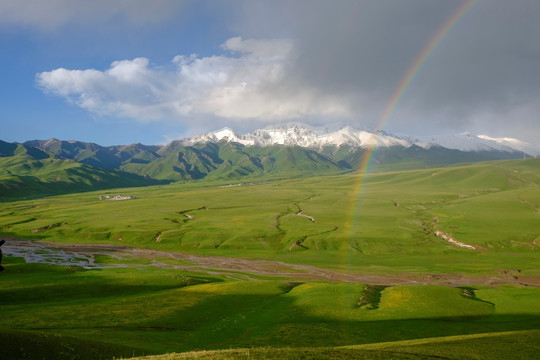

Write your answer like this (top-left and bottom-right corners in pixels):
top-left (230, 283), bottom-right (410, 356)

top-left (183, 127), bottom-right (254, 146)
top-left (182, 123), bottom-right (411, 149)
top-left (179, 123), bottom-right (539, 156)
top-left (477, 135), bottom-right (538, 156)
top-left (210, 128), bottom-right (242, 142)
top-left (413, 132), bottom-right (526, 154)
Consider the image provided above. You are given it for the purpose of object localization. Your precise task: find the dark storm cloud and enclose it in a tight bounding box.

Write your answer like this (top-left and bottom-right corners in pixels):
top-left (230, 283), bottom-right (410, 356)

top-left (236, 0), bottom-right (540, 142)
top-left (286, 1), bottom-right (457, 93)
top-left (408, 1), bottom-right (540, 112)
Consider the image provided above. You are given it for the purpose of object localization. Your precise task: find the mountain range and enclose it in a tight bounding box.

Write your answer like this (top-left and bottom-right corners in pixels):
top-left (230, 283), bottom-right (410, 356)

top-left (180, 124), bottom-right (539, 156)
top-left (1, 124), bottom-right (537, 200)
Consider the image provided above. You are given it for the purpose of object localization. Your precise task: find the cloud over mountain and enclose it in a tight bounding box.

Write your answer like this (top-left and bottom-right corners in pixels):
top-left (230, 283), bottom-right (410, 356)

top-left (10, 1), bottom-right (539, 146)
top-left (233, 0), bottom-right (540, 143)
top-left (36, 37), bottom-right (353, 126)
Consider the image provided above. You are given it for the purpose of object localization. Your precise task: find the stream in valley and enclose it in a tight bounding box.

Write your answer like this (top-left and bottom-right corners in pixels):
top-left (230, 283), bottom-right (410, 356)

top-left (2, 239), bottom-right (538, 287)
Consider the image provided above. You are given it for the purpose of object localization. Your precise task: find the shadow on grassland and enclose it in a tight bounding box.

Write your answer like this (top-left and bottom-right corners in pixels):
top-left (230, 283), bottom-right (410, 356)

top-left (142, 287), bottom-right (540, 353)
top-left (0, 329), bottom-right (154, 360)
top-left (1, 305), bottom-right (539, 359)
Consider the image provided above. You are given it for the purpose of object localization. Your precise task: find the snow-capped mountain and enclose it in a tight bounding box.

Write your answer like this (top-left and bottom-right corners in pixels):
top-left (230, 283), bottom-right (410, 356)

top-left (183, 124), bottom-right (412, 149)
top-left (8, 123), bottom-right (537, 188)
top-left (411, 132), bottom-right (524, 154)
top-left (184, 127), bottom-right (254, 146)
top-left (180, 124), bottom-right (539, 157)
top-left (477, 135), bottom-right (539, 157)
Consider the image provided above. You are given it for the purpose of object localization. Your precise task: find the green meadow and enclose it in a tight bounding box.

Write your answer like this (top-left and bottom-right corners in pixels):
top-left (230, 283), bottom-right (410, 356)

top-left (1, 159), bottom-right (539, 359)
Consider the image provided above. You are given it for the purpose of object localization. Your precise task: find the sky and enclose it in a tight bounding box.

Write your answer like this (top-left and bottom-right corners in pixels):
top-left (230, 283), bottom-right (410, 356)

top-left (1, 0), bottom-right (539, 146)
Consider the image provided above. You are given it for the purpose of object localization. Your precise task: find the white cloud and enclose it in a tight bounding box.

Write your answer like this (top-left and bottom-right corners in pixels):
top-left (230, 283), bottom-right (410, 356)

top-left (36, 37), bottom-right (353, 125)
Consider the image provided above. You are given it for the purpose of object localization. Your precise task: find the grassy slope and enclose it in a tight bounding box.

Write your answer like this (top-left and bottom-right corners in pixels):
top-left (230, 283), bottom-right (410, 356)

top-left (1, 256), bottom-right (539, 359)
top-left (320, 144), bottom-right (524, 173)
top-left (0, 144), bottom-right (153, 201)
top-left (120, 142), bottom-right (346, 181)
top-left (127, 329), bottom-right (540, 359)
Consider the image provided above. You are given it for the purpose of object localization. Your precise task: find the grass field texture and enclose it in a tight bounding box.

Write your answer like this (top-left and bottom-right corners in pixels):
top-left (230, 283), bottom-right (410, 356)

top-left (1, 257), bottom-right (539, 359)
top-left (1, 159), bottom-right (539, 359)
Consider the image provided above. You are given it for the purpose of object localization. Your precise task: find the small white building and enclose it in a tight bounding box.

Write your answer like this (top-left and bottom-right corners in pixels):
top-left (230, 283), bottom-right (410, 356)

top-left (99, 195), bottom-right (136, 201)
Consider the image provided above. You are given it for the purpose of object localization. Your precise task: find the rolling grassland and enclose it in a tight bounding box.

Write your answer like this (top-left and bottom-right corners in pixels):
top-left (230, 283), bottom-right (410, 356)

top-left (0, 159), bottom-right (539, 359)
top-left (0, 142), bottom-right (154, 201)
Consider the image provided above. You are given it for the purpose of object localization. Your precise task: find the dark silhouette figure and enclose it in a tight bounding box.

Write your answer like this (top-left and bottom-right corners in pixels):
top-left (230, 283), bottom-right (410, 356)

top-left (0, 239), bottom-right (5, 271)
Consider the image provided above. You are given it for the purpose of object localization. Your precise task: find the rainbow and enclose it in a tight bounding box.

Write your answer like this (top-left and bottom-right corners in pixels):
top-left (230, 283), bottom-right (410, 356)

top-left (344, 0), bottom-right (477, 251)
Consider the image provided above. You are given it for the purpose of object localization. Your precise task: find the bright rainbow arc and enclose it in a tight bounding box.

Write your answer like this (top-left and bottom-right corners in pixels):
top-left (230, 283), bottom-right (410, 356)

top-left (344, 0), bottom-right (477, 251)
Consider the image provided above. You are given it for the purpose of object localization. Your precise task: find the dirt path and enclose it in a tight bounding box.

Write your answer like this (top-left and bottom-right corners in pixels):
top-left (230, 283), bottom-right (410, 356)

top-left (3, 239), bottom-right (539, 287)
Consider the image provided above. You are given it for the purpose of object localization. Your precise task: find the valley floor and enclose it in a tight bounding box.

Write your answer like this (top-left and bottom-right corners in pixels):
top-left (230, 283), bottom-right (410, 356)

top-left (4, 239), bottom-right (540, 287)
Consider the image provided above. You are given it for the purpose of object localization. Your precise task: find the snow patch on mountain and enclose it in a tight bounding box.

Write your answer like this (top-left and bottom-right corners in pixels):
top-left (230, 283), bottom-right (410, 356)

top-left (412, 132), bottom-right (540, 156)
top-left (186, 127), bottom-right (255, 146)
top-left (180, 123), bottom-right (538, 156)
top-left (315, 126), bottom-right (411, 148)
top-left (183, 124), bottom-right (412, 149)
top-left (477, 135), bottom-right (539, 156)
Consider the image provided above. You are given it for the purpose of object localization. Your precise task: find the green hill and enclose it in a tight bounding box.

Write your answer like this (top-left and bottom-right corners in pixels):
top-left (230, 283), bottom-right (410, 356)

top-left (0, 140), bottom-right (156, 201)
top-left (19, 138), bottom-right (347, 182)
top-left (121, 141), bottom-right (346, 181)
top-left (16, 136), bottom-right (531, 185)
top-left (24, 138), bottom-right (123, 168)
top-left (320, 143), bottom-right (526, 172)
top-left (1, 261), bottom-right (538, 360)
